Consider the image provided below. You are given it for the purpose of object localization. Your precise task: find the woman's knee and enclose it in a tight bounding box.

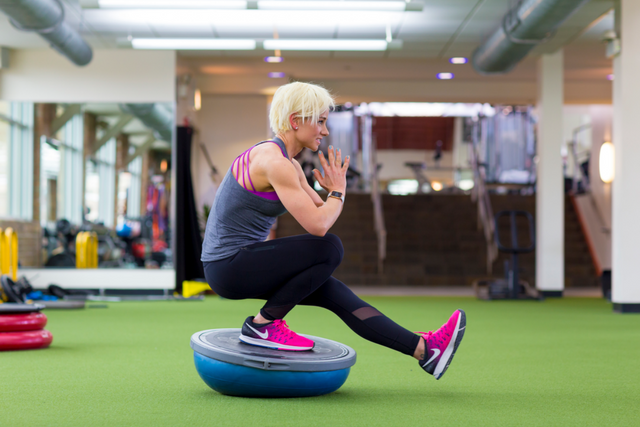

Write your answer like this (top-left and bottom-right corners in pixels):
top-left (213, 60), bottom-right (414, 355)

top-left (321, 233), bottom-right (344, 264)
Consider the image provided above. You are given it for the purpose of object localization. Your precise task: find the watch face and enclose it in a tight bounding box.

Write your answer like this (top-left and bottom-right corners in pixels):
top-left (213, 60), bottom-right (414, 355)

top-left (331, 192), bottom-right (343, 197)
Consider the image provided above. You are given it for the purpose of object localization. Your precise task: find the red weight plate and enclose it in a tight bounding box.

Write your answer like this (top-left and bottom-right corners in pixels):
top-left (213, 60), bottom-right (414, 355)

top-left (0, 313), bottom-right (48, 332)
top-left (0, 329), bottom-right (53, 351)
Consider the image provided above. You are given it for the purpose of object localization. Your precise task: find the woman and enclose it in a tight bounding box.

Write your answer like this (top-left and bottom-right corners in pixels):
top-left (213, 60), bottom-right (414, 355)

top-left (201, 82), bottom-right (466, 380)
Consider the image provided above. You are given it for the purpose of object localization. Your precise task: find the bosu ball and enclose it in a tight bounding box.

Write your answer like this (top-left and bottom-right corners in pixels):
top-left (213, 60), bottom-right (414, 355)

top-left (191, 329), bottom-right (356, 397)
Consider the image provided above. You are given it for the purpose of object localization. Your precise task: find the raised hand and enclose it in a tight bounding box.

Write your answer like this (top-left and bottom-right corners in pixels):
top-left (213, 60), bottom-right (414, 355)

top-left (313, 146), bottom-right (350, 193)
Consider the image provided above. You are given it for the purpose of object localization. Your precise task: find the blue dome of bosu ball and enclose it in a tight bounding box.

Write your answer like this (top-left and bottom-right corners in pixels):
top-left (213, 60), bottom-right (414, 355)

top-left (190, 329), bottom-right (357, 398)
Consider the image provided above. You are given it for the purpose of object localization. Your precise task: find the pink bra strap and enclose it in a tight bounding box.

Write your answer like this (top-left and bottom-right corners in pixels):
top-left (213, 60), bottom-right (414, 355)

top-left (244, 147), bottom-right (257, 191)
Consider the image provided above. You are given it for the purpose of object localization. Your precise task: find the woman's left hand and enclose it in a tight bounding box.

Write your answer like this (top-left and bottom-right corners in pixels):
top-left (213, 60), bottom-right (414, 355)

top-left (313, 146), bottom-right (349, 193)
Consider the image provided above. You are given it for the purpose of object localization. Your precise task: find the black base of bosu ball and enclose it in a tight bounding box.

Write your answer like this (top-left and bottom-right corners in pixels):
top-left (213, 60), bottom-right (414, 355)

top-left (191, 329), bottom-right (357, 398)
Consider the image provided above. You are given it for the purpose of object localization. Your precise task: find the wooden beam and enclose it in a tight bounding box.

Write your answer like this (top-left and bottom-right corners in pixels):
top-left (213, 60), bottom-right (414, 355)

top-left (126, 133), bottom-right (156, 165)
top-left (94, 114), bottom-right (133, 153)
top-left (51, 104), bottom-right (82, 135)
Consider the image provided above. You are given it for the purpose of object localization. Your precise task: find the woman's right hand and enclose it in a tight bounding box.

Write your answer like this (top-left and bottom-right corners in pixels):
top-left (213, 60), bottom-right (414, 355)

top-left (313, 146), bottom-right (350, 193)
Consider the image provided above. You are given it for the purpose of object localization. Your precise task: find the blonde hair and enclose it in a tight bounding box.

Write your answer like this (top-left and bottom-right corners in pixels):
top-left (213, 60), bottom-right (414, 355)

top-left (269, 82), bottom-right (335, 134)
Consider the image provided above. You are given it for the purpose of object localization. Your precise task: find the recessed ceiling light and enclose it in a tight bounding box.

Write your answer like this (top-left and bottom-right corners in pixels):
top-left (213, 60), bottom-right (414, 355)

top-left (264, 56), bottom-right (284, 63)
top-left (268, 72), bottom-right (286, 78)
top-left (436, 73), bottom-right (454, 80)
top-left (449, 57), bottom-right (468, 64)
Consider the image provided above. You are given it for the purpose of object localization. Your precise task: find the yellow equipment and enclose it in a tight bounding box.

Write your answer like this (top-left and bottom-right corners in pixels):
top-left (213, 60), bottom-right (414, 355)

top-left (0, 227), bottom-right (18, 281)
top-left (182, 280), bottom-right (211, 298)
top-left (76, 231), bottom-right (98, 269)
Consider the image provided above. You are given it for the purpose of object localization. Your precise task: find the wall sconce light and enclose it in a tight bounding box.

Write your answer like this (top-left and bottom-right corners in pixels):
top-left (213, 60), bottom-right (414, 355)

top-left (599, 141), bottom-right (614, 183)
top-left (194, 89), bottom-right (202, 111)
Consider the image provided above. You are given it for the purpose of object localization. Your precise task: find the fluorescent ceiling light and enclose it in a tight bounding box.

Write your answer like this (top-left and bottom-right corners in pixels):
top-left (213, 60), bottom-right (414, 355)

top-left (268, 72), bottom-right (286, 78)
top-left (93, 0), bottom-right (421, 11)
top-left (264, 56), bottom-right (284, 63)
top-left (131, 38), bottom-right (256, 50)
top-left (258, 1), bottom-right (409, 11)
top-left (83, 9), bottom-right (403, 27)
top-left (264, 39), bottom-right (387, 51)
top-left (98, 0), bottom-right (247, 8)
top-left (436, 73), bottom-right (454, 80)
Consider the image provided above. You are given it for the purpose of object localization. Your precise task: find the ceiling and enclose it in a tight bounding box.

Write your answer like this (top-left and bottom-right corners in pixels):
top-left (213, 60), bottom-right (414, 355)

top-left (0, 0), bottom-right (616, 102)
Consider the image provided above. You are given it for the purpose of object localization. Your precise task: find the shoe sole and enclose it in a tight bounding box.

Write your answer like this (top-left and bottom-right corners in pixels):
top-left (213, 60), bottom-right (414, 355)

top-left (238, 334), bottom-right (314, 351)
top-left (433, 309), bottom-right (466, 380)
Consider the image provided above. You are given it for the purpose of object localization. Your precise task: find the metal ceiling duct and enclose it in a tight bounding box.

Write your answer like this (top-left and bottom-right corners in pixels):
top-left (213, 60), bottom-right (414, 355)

top-left (119, 103), bottom-right (174, 143)
top-left (0, 0), bottom-right (93, 66)
top-left (472, 0), bottom-right (589, 75)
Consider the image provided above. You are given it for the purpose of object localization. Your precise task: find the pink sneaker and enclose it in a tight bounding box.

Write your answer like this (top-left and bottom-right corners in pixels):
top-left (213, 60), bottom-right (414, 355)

top-left (239, 316), bottom-right (315, 351)
top-left (417, 309), bottom-right (466, 380)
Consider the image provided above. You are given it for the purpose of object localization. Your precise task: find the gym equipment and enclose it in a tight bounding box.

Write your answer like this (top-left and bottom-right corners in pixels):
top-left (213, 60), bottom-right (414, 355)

top-left (191, 329), bottom-right (357, 397)
top-left (182, 280), bottom-right (211, 298)
top-left (76, 231), bottom-right (98, 269)
top-left (1, 276), bottom-right (25, 303)
top-left (475, 210), bottom-right (540, 300)
top-left (0, 303), bottom-right (44, 314)
top-left (0, 227), bottom-right (18, 281)
top-left (0, 329), bottom-right (53, 351)
top-left (37, 300), bottom-right (85, 309)
top-left (0, 312), bottom-right (47, 332)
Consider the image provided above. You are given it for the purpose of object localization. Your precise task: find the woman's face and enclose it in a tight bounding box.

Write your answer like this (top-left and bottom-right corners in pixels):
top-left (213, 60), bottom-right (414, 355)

top-left (295, 110), bottom-right (329, 151)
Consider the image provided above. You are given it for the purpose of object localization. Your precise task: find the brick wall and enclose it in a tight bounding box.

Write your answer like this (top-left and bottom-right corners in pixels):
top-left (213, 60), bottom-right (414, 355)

top-left (0, 220), bottom-right (42, 268)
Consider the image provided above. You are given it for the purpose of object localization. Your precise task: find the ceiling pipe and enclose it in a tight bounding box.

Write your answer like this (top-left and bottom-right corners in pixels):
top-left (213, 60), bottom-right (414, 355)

top-left (0, 0), bottom-right (93, 66)
top-left (471, 0), bottom-right (589, 75)
top-left (119, 103), bottom-right (173, 143)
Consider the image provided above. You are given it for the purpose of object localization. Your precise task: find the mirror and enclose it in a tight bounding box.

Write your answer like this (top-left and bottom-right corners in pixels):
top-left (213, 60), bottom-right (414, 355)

top-left (37, 102), bottom-right (173, 269)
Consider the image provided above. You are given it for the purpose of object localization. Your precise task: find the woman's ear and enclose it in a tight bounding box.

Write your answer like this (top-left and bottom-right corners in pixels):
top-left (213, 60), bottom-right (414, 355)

top-left (289, 113), bottom-right (299, 130)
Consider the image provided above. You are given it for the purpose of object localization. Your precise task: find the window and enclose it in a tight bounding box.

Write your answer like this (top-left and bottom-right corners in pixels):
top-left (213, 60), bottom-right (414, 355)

top-left (127, 156), bottom-right (142, 218)
top-left (96, 139), bottom-right (116, 226)
top-left (40, 113), bottom-right (84, 226)
top-left (0, 101), bottom-right (34, 220)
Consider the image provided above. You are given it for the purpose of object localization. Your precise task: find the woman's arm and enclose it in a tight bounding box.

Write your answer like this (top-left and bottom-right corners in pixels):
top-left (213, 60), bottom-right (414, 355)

top-left (292, 158), bottom-right (324, 207)
top-left (267, 147), bottom-right (349, 236)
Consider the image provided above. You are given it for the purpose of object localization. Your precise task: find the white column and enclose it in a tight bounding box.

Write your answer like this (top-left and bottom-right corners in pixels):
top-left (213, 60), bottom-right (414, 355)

top-left (536, 50), bottom-right (565, 296)
top-left (612, 0), bottom-right (640, 312)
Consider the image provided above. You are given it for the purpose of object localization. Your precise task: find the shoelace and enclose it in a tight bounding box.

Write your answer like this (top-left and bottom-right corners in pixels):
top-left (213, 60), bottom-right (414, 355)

top-left (416, 323), bottom-right (451, 347)
top-left (272, 319), bottom-right (297, 340)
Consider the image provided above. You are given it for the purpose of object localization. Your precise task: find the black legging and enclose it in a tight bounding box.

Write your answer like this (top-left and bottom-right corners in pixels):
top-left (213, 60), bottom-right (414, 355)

top-left (203, 234), bottom-right (420, 356)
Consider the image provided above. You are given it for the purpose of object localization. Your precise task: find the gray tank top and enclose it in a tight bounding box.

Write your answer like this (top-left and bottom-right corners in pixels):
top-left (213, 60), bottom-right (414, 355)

top-left (201, 139), bottom-right (289, 262)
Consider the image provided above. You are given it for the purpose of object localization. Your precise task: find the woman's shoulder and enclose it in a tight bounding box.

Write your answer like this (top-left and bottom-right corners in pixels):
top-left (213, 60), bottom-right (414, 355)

top-left (252, 140), bottom-right (288, 160)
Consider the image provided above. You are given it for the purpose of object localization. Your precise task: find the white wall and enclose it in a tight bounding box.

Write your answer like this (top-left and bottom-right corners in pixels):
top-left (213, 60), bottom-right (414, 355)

top-left (192, 94), bottom-right (270, 211)
top-left (587, 105), bottom-right (613, 229)
top-left (0, 49), bottom-right (176, 102)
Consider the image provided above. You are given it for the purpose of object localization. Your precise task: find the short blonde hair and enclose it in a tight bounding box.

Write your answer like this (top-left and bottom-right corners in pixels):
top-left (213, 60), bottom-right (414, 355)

top-left (269, 82), bottom-right (335, 134)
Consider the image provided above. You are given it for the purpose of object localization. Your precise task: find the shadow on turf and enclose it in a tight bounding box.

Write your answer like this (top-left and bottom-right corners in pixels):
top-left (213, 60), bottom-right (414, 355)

top-left (191, 387), bottom-right (470, 402)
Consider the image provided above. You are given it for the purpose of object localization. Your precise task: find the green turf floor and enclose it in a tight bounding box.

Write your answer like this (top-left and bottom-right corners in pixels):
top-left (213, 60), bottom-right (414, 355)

top-left (3, 296), bottom-right (639, 426)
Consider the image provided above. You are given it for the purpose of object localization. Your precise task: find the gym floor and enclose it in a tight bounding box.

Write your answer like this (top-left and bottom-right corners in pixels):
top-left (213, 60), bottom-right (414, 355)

top-left (3, 295), bottom-right (638, 426)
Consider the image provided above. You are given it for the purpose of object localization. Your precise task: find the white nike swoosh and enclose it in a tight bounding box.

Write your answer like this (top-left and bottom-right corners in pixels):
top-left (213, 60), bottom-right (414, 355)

top-left (246, 323), bottom-right (269, 339)
top-left (422, 348), bottom-right (441, 367)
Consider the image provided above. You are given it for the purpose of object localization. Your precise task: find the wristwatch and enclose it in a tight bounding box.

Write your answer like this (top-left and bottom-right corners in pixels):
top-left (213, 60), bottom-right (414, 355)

top-left (328, 191), bottom-right (345, 203)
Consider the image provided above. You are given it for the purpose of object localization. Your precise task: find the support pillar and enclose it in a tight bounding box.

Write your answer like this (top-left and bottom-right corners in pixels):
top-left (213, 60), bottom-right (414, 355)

top-left (83, 112), bottom-right (96, 222)
top-left (536, 50), bottom-right (565, 297)
top-left (115, 133), bottom-right (129, 222)
top-left (612, 0), bottom-right (640, 313)
top-left (140, 149), bottom-right (150, 217)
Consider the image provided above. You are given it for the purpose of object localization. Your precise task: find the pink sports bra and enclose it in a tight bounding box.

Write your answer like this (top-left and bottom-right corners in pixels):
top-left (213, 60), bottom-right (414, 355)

top-left (232, 140), bottom-right (288, 201)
